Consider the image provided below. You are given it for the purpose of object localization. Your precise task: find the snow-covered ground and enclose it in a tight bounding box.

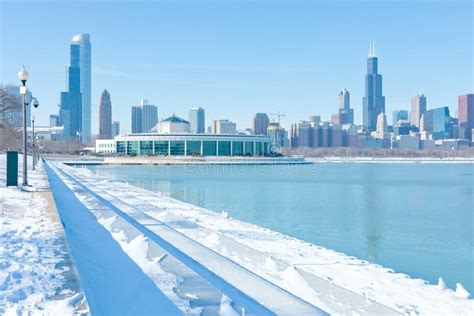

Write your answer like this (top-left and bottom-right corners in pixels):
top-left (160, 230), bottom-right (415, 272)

top-left (46, 161), bottom-right (473, 315)
top-left (0, 155), bottom-right (87, 314)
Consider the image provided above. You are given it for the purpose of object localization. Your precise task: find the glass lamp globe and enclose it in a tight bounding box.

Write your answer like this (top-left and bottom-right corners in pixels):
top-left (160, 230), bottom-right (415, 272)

top-left (18, 65), bottom-right (29, 82)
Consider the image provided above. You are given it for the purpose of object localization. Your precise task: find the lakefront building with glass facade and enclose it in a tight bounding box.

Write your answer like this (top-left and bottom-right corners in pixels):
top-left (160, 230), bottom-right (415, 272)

top-left (96, 133), bottom-right (273, 156)
top-left (97, 114), bottom-right (274, 156)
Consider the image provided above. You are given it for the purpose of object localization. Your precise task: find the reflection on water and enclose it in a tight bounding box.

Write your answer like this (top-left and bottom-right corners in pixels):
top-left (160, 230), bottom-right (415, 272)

top-left (85, 163), bottom-right (474, 293)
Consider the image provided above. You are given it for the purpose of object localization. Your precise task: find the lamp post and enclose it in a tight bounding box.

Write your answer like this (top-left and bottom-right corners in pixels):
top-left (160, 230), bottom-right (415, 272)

top-left (32, 115), bottom-right (35, 171)
top-left (18, 66), bottom-right (29, 186)
top-left (18, 66), bottom-right (39, 186)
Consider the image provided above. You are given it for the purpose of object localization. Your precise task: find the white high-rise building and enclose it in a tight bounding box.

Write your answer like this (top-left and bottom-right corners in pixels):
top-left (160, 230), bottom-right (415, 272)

top-left (213, 119), bottom-right (237, 134)
top-left (410, 94), bottom-right (427, 128)
top-left (71, 34), bottom-right (91, 142)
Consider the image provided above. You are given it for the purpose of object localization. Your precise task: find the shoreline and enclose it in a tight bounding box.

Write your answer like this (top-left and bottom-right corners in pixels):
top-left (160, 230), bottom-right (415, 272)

top-left (46, 161), bottom-right (473, 314)
top-left (306, 156), bottom-right (474, 163)
top-left (43, 154), bottom-right (474, 165)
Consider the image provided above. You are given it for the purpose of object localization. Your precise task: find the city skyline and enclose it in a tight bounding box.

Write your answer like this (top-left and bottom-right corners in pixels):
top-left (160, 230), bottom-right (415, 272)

top-left (1, 1), bottom-right (472, 133)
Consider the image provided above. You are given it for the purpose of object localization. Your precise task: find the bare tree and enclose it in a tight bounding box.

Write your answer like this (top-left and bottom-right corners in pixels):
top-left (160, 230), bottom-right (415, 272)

top-left (0, 89), bottom-right (22, 151)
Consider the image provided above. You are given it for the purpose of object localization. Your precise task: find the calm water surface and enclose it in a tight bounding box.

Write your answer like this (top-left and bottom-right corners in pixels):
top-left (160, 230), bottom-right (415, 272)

top-left (85, 163), bottom-right (473, 292)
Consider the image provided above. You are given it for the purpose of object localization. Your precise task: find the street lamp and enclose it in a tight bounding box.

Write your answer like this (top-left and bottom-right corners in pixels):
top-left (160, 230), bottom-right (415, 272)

top-left (18, 65), bottom-right (39, 187)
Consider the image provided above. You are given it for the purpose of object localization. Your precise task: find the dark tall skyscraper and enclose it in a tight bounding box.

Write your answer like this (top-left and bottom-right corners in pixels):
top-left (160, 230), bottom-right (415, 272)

top-left (59, 43), bottom-right (82, 140)
top-left (131, 105), bottom-right (142, 133)
top-left (99, 89), bottom-right (112, 139)
top-left (253, 113), bottom-right (270, 135)
top-left (458, 94), bottom-right (474, 141)
top-left (362, 43), bottom-right (385, 132)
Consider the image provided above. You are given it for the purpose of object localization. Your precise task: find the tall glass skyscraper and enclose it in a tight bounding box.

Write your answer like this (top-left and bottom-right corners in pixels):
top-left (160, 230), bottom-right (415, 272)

top-left (189, 107), bottom-right (205, 133)
top-left (362, 43), bottom-right (385, 132)
top-left (59, 44), bottom-right (82, 140)
top-left (71, 34), bottom-right (91, 143)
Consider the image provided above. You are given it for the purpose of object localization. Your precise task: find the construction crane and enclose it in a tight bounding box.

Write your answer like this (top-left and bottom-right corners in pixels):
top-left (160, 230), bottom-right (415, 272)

top-left (270, 112), bottom-right (286, 124)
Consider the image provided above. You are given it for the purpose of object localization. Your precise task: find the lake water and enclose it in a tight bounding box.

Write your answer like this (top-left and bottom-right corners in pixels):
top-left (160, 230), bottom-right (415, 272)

top-left (85, 163), bottom-right (473, 293)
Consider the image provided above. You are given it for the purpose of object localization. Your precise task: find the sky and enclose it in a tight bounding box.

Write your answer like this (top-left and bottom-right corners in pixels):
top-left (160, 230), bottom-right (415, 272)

top-left (1, 0), bottom-right (472, 134)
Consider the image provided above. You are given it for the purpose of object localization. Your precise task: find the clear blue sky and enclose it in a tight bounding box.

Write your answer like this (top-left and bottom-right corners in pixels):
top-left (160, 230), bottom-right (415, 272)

top-left (1, 0), bottom-right (472, 133)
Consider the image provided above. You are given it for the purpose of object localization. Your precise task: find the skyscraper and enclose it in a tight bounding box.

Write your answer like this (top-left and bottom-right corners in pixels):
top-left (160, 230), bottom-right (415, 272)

top-left (141, 100), bottom-right (158, 133)
top-left (71, 34), bottom-right (91, 143)
top-left (111, 121), bottom-right (120, 138)
top-left (99, 89), bottom-right (112, 139)
top-left (421, 107), bottom-right (450, 140)
top-left (213, 119), bottom-right (237, 134)
top-left (410, 94), bottom-right (427, 128)
top-left (362, 43), bottom-right (385, 132)
top-left (59, 43), bottom-right (82, 140)
top-left (333, 89), bottom-right (354, 125)
top-left (458, 94), bottom-right (474, 141)
top-left (253, 113), bottom-right (270, 135)
top-left (189, 107), bottom-right (205, 133)
top-left (392, 110), bottom-right (409, 127)
top-left (49, 114), bottom-right (59, 127)
top-left (131, 105), bottom-right (142, 133)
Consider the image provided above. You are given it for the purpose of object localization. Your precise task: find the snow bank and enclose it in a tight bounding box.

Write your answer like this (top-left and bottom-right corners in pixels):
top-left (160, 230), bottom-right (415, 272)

top-left (0, 157), bottom-right (86, 314)
top-left (52, 161), bottom-right (474, 315)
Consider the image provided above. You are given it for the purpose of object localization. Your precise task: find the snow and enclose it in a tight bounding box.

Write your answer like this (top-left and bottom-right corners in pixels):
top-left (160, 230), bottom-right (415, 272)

top-left (0, 155), bottom-right (87, 314)
top-left (455, 284), bottom-right (471, 299)
top-left (47, 161), bottom-right (321, 315)
top-left (48, 161), bottom-right (473, 315)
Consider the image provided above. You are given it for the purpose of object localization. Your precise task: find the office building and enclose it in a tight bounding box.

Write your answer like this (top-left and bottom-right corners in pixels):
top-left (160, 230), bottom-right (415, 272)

top-left (59, 43), bottom-right (82, 140)
top-left (410, 94), bottom-right (427, 128)
top-left (213, 119), bottom-right (237, 134)
top-left (458, 94), bottom-right (474, 141)
top-left (362, 42), bottom-right (385, 132)
top-left (335, 89), bottom-right (354, 125)
top-left (71, 34), bottom-right (91, 142)
top-left (111, 121), bottom-right (120, 138)
top-left (189, 107), bottom-right (205, 134)
top-left (392, 110), bottom-right (409, 127)
top-left (131, 106), bottom-right (142, 133)
top-left (309, 115), bottom-right (321, 127)
top-left (49, 114), bottom-right (60, 127)
top-left (421, 107), bottom-right (450, 140)
top-left (253, 113), bottom-right (270, 135)
top-left (141, 100), bottom-right (158, 133)
top-left (99, 89), bottom-right (112, 139)
top-left (267, 122), bottom-right (289, 148)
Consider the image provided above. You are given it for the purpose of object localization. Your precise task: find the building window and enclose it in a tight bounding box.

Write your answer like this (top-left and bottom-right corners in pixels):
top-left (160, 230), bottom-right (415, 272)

top-left (170, 141), bottom-right (185, 155)
top-left (140, 141), bottom-right (153, 155)
top-left (127, 141), bottom-right (139, 155)
top-left (244, 141), bottom-right (254, 156)
top-left (232, 141), bottom-right (243, 156)
top-left (186, 141), bottom-right (201, 156)
top-left (255, 142), bottom-right (263, 156)
top-left (218, 141), bottom-right (231, 156)
top-left (154, 141), bottom-right (168, 155)
top-left (202, 141), bottom-right (217, 156)
top-left (117, 141), bottom-right (126, 154)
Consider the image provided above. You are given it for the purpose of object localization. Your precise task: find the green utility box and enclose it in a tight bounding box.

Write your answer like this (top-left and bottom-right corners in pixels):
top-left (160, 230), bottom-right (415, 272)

top-left (6, 151), bottom-right (18, 187)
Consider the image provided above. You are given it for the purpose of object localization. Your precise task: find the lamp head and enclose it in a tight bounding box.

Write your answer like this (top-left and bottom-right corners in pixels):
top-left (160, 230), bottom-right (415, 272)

top-left (32, 98), bottom-right (39, 108)
top-left (18, 65), bottom-right (29, 85)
